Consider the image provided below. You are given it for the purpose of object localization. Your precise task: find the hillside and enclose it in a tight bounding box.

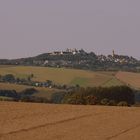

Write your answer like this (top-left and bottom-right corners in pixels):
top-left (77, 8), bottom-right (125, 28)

top-left (1, 65), bottom-right (140, 89)
top-left (0, 49), bottom-right (140, 71)
top-left (0, 66), bottom-right (140, 104)
top-left (0, 66), bottom-right (122, 87)
top-left (0, 102), bottom-right (140, 140)
top-left (0, 66), bottom-right (118, 102)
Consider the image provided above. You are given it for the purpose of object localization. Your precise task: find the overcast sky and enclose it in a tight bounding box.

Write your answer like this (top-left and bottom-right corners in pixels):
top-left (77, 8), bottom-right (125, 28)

top-left (0, 0), bottom-right (140, 59)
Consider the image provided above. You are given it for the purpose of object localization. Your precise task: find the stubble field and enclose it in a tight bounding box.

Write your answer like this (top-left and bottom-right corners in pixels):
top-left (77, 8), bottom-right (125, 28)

top-left (0, 102), bottom-right (140, 140)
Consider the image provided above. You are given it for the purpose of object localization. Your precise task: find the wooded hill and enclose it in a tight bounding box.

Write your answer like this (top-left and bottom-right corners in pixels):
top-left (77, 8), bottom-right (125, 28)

top-left (0, 49), bottom-right (140, 71)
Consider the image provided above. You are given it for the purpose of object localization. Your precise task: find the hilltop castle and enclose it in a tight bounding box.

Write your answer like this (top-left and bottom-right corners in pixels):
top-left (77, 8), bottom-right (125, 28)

top-left (50, 49), bottom-right (85, 56)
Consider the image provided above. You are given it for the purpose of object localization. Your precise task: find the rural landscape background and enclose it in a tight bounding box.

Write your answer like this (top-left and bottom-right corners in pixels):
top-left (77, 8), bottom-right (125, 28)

top-left (1, 0), bottom-right (140, 140)
top-left (0, 50), bottom-right (140, 140)
top-left (0, 50), bottom-right (140, 106)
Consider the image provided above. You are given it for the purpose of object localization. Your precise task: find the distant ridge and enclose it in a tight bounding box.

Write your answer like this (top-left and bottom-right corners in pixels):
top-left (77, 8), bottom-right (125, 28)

top-left (0, 49), bottom-right (140, 72)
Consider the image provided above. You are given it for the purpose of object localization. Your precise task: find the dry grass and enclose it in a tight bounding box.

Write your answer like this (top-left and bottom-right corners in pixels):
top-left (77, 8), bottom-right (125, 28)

top-left (0, 102), bottom-right (140, 140)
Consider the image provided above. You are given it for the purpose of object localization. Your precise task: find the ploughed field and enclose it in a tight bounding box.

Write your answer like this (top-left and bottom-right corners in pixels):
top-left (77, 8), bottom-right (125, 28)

top-left (0, 102), bottom-right (140, 140)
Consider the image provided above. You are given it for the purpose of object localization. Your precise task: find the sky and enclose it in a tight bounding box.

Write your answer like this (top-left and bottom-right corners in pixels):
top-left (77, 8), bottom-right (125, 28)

top-left (0, 0), bottom-right (140, 59)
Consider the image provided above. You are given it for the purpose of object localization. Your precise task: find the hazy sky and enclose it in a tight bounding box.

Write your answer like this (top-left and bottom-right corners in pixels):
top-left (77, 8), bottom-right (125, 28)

top-left (0, 0), bottom-right (140, 59)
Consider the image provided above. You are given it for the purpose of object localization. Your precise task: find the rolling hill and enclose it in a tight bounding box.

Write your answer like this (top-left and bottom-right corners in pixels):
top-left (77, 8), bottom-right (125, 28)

top-left (0, 49), bottom-right (140, 72)
top-left (0, 65), bottom-right (140, 101)
top-left (0, 66), bottom-right (121, 87)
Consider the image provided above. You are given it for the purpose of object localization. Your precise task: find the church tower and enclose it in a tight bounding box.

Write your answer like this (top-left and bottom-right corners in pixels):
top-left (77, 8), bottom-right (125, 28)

top-left (112, 50), bottom-right (115, 57)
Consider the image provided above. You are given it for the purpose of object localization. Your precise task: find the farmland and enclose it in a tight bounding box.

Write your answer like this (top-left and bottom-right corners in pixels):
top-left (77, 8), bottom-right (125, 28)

top-left (116, 71), bottom-right (140, 89)
top-left (0, 102), bottom-right (140, 140)
top-left (0, 65), bottom-right (123, 87)
top-left (0, 66), bottom-right (140, 139)
top-left (0, 66), bottom-right (140, 100)
top-left (0, 82), bottom-right (61, 101)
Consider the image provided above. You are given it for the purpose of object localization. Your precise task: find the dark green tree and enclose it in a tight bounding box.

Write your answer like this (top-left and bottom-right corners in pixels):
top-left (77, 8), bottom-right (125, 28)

top-left (2, 74), bottom-right (15, 82)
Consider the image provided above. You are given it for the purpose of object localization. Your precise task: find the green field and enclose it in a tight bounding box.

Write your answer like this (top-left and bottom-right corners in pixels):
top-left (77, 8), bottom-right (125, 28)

top-left (102, 77), bottom-right (124, 87)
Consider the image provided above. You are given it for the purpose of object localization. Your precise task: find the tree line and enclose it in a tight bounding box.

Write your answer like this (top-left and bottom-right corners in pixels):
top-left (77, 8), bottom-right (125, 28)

top-left (0, 74), bottom-right (78, 90)
top-left (0, 85), bottom-right (136, 106)
top-left (62, 86), bottom-right (135, 106)
top-left (0, 88), bottom-right (50, 103)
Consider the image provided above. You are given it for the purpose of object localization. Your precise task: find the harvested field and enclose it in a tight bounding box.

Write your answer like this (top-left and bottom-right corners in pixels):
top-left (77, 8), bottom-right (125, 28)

top-left (116, 71), bottom-right (140, 89)
top-left (0, 102), bottom-right (140, 140)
